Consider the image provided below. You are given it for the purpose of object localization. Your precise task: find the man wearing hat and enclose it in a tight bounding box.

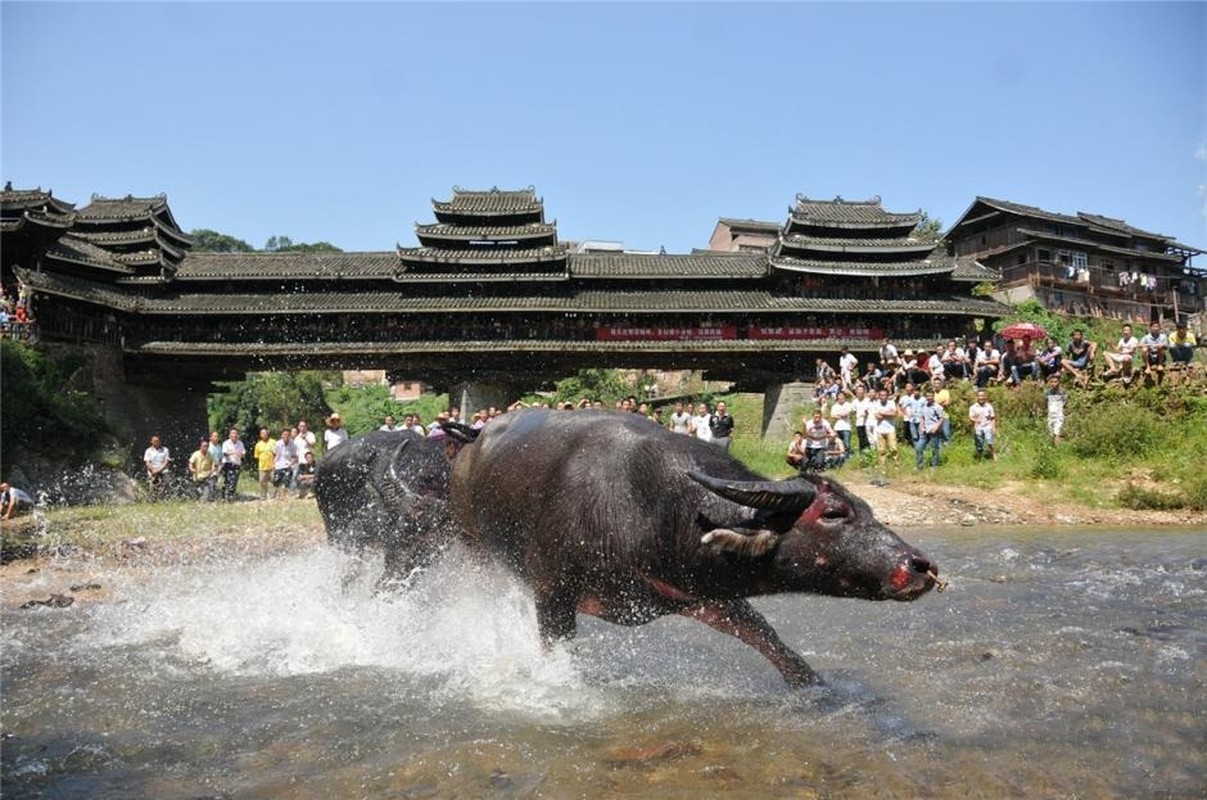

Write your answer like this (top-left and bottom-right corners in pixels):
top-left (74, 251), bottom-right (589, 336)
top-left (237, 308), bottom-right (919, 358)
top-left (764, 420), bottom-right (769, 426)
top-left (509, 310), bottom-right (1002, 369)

top-left (324, 413), bottom-right (349, 452)
top-left (1170, 322), bottom-right (1196, 365)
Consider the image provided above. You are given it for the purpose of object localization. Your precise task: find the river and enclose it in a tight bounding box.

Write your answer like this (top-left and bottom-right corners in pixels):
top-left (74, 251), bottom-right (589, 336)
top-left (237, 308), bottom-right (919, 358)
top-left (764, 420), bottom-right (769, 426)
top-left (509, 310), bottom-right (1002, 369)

top-left (2, 526), bottom-right (1204, 798)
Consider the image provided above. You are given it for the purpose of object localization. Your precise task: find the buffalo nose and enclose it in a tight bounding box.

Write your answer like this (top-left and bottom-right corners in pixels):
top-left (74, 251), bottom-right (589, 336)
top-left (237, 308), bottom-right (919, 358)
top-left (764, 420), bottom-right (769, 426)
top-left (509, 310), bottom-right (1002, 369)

top-left (909, 556), bottom-right (933, 575)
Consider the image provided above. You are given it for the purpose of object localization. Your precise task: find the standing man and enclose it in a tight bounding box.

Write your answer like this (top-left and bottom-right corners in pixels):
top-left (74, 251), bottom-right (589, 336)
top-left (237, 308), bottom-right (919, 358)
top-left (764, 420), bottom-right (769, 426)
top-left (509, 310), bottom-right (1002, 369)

top-left (916, 391), bottom-right (946, 470)
top-left (272, 428), bottom-right (298, 500)
top-left (838, 346), bottom-right (858, 392)
top-left (187, 438), bottom-right (219, 501)
top-left (219, 429), bottom-right (245, 497)
top-left (852, 384), bottom-right (873, 452)
top-left (1045, 375), bottom-right (1068, 445)
top-left (803, 409), bottom-right (834, 472)
top-left (668, 401), bottom-right (692, 434)
top-left (829, 390), bottom-right (854, 455)
top-left (709, 401), bottom-right (735, 450)
top-left (324, 413), bottom-right (349, 452)
top-left (144, 434), bottom-right (171, 501)
top-left (872, 387), bottom-right (900, 466)
top-left (253, 427), bottom-right (276, 501)
top-left (968, 389), bottom-right (997, 462)
top-left (220, 428), bottom-right (245, 501)
top-left (689, 402), bottom-right (713, 443)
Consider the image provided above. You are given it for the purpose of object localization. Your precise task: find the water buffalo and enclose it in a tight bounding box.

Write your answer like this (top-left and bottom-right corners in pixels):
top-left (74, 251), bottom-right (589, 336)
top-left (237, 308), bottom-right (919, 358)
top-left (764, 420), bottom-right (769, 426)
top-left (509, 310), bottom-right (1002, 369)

top-left (315, 430), bottom-right (461, 588)
top-left (450, 408), bottom-right (940, 686)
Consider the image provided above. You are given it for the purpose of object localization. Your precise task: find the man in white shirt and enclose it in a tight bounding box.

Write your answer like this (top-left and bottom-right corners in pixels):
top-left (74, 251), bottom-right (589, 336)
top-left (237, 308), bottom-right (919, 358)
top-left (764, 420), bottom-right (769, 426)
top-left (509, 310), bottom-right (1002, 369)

top-left (872, 387), bottom-right (899, 466)
top-left (838, 347), bottom-right (859, 391)
top-left (220, 428), bottom-right (245, 501)
top-left (974, 340), bottom-right (1001, 389)
top-left (968, 389), bottom-right (997, 462)
top-left (689, 402), bottom-right (713, 442)
top-left (1104, 324), bottom-right (1140, 378)
top-left (143, 434), bottom-right (171, 501)
top-left (324, 413), bottom-right (350, 452)
top-left (668, 401), bottom-right (692, 434)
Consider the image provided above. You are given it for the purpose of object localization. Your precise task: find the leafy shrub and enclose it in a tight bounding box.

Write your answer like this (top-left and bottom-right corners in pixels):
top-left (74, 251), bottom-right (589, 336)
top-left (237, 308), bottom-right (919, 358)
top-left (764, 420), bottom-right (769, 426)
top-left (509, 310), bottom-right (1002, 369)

top-left (1117, 483), bottom-right (1187, 511)
top-left (1, 340), bottom-right (109, 475)
top-left (1029, 442), bottom-right (1066, 480)
top-left (1066, 402), bottom-right (1163, 461)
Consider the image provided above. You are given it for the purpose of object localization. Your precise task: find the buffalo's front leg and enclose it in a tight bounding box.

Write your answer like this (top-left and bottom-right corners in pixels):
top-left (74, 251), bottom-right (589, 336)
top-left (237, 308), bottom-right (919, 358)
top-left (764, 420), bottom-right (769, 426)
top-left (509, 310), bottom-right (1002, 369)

top-left (533, 581), bottom-right (578, 646)
top-left (681, 599), bottom-right (822, 687)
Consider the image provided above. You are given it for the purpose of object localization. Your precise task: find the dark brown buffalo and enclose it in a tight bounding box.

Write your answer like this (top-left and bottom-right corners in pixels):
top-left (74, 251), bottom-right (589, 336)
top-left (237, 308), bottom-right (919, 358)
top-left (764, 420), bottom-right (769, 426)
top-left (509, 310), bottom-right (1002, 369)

top-left (450, 408), bottom-right (939, 686)
top-left (315, 430), bottom-right (457, 588)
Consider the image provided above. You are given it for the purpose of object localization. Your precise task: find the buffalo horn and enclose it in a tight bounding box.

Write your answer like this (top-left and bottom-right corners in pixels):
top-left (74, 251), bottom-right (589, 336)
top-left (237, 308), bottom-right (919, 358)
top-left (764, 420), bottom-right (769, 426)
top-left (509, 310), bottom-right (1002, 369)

top-left (687, 472), bottom-right (817, 513)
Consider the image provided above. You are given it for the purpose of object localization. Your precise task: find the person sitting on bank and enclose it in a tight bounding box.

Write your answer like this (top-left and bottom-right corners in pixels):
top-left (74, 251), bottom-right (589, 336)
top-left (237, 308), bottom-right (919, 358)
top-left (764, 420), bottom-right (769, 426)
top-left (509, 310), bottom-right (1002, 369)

top-left (1005, 337), bottom-right (1040, 385)
top-left (1169, 322), bottom-right (1196, 365)
top-left (974, 340), bottom-right (1001, 389)
top-left (1061, 329), bottom-right (1097, 383)
top-left (785, 431), bottom-right (807, 470)
top-left (1103, 324), bottom-right (1140, 378)
top-left (296, 451), bottom-right (317, 499)
top-left (1138, 321), bottom-right (1169, 374)
top-left (823, 432), bottom-right (847, 470)
top-left (1036, 337), bottom-right (1063, 379)
top-left (0, 482), bottom-right (35, 519)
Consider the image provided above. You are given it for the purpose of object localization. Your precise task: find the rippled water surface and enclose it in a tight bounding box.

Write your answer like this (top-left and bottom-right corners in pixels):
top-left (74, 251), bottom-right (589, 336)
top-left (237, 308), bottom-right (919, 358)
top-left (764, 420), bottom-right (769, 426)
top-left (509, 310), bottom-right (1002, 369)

top-left (3, 527), bottom-right (1204, 798)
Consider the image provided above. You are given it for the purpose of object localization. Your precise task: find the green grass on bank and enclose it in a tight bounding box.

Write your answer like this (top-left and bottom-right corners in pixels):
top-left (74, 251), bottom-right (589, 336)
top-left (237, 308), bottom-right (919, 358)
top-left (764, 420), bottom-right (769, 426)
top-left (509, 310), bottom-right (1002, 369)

top-left (2, 496), bottom-right (324, 559)
top-left (714, 383), bottom-right (1207, 512)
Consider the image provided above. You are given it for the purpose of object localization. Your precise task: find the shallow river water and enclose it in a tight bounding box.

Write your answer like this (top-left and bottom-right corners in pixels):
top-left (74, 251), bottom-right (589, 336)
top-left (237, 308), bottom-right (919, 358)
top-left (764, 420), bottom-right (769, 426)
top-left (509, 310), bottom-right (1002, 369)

top-left (2, 526), bottom-right (1204, 799)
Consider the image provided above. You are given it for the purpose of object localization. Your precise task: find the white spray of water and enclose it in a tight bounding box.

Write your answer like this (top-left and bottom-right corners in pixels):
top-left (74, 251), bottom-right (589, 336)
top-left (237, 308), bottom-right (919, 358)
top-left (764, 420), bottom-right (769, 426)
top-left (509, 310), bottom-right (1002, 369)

top-left (91, 545), bottom-right (605, 719)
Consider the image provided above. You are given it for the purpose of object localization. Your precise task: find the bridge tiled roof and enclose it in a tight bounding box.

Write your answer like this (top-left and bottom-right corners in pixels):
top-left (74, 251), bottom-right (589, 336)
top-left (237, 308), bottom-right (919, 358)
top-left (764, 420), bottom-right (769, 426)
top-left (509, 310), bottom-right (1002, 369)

top-left (569, 252), bottom-right (768, 278)
top-left (21, 267), bottom-right (1008, 317)
top-left (175, 251), bottom-right (399, 280)
top-left (770, 255), bottom-right (955, 277)
top-left (415, 222), bottom-right (557, 241)
top-left (397, 246), bottom-right (568, 266)
top-left (44, 234), bottom-right (135, 274)
top-left (777, 235), bottom-right (936, 255)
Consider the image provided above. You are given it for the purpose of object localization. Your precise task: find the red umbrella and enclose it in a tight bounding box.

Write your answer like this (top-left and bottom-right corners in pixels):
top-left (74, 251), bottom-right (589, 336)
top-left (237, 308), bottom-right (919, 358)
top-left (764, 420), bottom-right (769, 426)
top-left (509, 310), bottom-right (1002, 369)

top-left (1000, 321), bottom-right (1047, 340)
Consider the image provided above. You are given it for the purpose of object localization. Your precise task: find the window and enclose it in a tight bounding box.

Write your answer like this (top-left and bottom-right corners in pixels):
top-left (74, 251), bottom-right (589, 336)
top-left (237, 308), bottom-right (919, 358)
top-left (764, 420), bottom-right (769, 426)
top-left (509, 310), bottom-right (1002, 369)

top-left (1037, 248), bottom-right (1051, 263)
top-left (1057, 249), bottom-right (1087, 268)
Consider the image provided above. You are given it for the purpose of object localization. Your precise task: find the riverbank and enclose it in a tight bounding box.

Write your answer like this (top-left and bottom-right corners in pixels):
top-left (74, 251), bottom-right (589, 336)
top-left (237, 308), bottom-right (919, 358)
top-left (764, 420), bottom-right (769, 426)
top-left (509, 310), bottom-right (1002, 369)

top-left (3, 480), bottom-right (1202, 612)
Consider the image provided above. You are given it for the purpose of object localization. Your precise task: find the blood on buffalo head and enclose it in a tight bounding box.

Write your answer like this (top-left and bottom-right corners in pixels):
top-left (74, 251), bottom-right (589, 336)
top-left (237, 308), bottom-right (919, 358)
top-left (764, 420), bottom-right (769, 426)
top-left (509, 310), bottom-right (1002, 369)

top-left (687, 471), bottom-right (937, 601)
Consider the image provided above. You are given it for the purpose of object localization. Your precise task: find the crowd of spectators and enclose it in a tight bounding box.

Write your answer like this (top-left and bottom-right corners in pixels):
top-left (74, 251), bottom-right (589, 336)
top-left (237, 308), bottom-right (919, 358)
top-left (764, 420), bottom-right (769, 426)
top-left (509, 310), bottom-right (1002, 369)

top-left (791, 321), bottom-right (1198, 473)
top-left (0, 280), bottom-right (36, 341)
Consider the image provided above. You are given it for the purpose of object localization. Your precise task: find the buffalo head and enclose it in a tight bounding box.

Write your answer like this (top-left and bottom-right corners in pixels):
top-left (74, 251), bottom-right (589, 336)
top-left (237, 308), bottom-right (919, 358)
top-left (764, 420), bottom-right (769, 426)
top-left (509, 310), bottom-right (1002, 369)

top-left (688, 471), bottom-right (937, 601)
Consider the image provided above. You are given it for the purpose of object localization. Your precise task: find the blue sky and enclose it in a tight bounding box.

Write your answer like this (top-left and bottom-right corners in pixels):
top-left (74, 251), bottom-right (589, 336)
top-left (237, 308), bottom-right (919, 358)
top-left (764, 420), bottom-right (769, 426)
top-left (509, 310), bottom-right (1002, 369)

top-left (3, 2), bottom-right (1204, 253)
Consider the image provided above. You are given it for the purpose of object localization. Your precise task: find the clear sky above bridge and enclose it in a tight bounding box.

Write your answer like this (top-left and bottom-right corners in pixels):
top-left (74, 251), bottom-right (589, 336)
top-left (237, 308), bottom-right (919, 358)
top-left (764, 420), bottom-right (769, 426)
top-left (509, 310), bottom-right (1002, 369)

top-left (3, 2), bottom-right (1204, 254)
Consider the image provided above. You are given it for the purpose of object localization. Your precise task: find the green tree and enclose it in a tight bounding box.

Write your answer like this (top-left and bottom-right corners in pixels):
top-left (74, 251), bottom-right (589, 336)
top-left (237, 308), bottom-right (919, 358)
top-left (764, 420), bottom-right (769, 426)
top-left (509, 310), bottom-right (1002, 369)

top-left (552, 369), bottom-right (632, 405)
top-left (0, 339), bottom-right (109, 474)
top-left (189, 228), bottom-right (254, 253)
top-left (264, 236), bottom-right (342, 253)
top-left (912, 211), bottom-right (943, 243)
top-left (207, 371), bottom-right (336, 437)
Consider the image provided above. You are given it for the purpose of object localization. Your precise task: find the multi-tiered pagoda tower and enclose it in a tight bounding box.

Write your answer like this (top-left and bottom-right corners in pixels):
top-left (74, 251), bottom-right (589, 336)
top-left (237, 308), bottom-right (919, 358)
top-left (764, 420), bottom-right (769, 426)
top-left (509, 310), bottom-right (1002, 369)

top-left (397, 187), bottom-right (568, 281)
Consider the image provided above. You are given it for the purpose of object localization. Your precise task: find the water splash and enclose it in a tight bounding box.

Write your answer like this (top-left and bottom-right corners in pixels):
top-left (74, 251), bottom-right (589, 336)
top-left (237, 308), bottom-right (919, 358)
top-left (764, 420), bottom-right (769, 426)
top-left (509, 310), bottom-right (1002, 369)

top-left (86, 545), bottom-right (604, 719)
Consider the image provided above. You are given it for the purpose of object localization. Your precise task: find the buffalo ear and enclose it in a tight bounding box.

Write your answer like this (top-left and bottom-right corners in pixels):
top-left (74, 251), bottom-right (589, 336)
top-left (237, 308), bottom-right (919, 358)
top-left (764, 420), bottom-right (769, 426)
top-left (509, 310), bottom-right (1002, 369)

top-left (701, 528), bottom-right (779, 557)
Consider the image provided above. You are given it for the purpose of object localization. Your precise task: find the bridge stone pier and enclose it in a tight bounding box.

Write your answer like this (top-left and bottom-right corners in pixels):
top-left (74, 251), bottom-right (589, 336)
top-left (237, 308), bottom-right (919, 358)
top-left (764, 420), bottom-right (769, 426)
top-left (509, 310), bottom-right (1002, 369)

top-left (761, 381), bottom-right (812, 442)
top-left (453, 381), bottom-right (522, 419)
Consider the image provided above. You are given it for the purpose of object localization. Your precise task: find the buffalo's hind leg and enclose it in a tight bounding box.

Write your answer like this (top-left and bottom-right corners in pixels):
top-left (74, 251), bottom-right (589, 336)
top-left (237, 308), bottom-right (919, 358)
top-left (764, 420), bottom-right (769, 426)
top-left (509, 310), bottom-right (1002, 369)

top-left (681, 599), bottom-right (822, 687)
